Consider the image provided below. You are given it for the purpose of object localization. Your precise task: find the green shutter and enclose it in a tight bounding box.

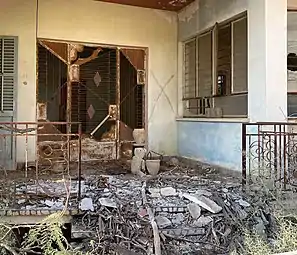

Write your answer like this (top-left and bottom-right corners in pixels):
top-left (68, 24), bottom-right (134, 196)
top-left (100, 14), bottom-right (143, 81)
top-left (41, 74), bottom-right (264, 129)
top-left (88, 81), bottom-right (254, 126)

top-left (0, 37), bottom-right (16, 113)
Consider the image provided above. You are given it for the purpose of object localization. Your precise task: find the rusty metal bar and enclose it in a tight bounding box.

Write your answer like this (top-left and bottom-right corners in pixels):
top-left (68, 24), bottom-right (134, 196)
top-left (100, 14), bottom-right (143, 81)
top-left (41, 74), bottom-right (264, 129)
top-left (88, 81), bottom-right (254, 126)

top-left (116, 48), bottom-right (121, 159)
top-left (280, 123), bottom-right (290, 189)
top-left (78, 123), bottom-right (82, 202)
top-left (242, 123), bottom-right (247, 187)
top-left (66, 44), bottom-right (72, 135)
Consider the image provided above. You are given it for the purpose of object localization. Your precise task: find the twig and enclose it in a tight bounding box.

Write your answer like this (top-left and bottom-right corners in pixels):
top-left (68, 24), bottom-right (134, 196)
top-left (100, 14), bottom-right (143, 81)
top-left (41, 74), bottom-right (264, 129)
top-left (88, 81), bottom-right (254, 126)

top-left (162, 233), bottom-right (226, 251)
top-left (142, 181), bottom-right (161, 255)
top-left (0, 243), bottom-right (18, 255)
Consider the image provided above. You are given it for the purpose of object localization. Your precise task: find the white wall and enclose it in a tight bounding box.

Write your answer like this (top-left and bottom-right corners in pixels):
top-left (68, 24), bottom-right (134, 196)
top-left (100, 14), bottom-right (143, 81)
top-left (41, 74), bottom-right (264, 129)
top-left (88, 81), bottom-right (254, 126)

top-left (0, 1), bottom-right (37, 161)
top-left (1, 0), bottom-right (179, 160)
top-left (178, 0), bottom-right (247, 41)
top-left (178, 0), bottom-right (288, 122)
top-left (37, 0), bottom-right (178, 155)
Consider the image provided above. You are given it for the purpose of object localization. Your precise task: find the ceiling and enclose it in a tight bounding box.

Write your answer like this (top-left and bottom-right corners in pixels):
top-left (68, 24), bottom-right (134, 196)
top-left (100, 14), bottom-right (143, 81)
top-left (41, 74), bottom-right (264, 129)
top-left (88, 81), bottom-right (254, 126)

top-left (97, 0), bottom-right (195, 12)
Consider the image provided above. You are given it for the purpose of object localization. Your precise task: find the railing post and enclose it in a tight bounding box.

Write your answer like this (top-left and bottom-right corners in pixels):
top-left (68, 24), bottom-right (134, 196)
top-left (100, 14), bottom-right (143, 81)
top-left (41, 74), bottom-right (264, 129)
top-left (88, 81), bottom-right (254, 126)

top-left (242, 123), bottom-right (247, 188)
top-left (77, 123), bottom-right (82, 203)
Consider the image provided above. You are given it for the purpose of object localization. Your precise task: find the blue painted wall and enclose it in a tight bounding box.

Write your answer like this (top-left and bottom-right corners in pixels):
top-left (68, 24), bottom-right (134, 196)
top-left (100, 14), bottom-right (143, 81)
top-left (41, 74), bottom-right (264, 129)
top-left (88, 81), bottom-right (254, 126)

top-left (177, 120), bottom-right (243, 171)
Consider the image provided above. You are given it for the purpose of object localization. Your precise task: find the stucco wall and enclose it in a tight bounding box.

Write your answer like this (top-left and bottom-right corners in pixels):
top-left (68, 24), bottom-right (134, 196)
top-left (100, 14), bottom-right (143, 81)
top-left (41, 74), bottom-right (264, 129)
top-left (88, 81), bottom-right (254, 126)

top-left (177, 120), bottom-right (242, 170)
top-left (0, 1), bottom-right (37, 161)
top-left (1, 0), bottom-right (179, 161)
top-left (37, 0), bottom-right (178, 155)
top-left (177, 0), bottom-right (247, 170)
top-left (177, 0), bottom-right (289, 169)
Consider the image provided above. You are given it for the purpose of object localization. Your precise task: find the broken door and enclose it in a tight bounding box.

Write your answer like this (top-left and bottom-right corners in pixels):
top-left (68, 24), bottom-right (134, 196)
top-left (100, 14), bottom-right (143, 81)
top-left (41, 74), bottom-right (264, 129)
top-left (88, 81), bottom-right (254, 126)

top-left (37, 41), bottom-right (118, 160)
top-left (119, 49), bottom-right (146, 158)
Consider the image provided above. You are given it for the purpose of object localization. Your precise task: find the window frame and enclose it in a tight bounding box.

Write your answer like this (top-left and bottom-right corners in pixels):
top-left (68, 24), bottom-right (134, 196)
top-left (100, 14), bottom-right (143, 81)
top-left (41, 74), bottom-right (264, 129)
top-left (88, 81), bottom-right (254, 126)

top-left (0, 36), bottom-right (17, 118)
top-left (182, 12), bottom-right (248, 118)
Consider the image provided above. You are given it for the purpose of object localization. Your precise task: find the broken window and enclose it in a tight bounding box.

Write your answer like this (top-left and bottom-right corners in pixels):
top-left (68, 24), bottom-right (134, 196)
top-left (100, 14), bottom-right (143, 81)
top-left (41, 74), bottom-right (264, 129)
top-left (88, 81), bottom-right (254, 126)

top-left (182, 14), bottom-right (248, 118)
top-left (288, 11), bottom-right (297, 117)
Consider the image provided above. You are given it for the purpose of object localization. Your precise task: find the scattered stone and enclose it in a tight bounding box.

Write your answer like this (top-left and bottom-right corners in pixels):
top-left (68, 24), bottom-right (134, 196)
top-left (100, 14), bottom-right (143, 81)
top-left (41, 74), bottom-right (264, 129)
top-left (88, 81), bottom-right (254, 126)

top-left (222, 188), bottom-right (229, 193)
top-left (195, 190), bottom-right (212, 197)
top-left (170, 157), bottom-right (179, 166)
top-left (161, 227), bottom-right (205, 237)
top-left (155, 216), bottom-right (172, 229)
top-left (149, 188), bottom-right (161, 198)
top-left (161, 187), bottom-right (177, 197)
top-left (254, 217), bottom-right (266, 237)
top-left (237, 199), bottom-right (251, 207)
top-left (183, 194), bottom-right (222, 214)
top-left (99, 198), bottom-right (117, 208)
top-left (187, 203), bottom-right (201, 219)
top-left (193, 216), bottom-right (213, 227)
top-left (237, 208), bottom-right (248, 220)
top-left (138, 208), bottom-right (148, 218)
top-left (17, 199), bottom-right (26, 204)
top-left (80, 197), bottom-right (94, 211)
top-left (171, 213), bottom-right (184, 225)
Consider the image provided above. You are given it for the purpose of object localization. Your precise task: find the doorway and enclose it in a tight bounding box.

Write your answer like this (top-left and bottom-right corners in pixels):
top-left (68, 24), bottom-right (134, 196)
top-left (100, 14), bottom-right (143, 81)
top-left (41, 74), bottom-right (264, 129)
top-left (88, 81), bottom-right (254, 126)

top-left (37, 39), bottom-right (146, 160)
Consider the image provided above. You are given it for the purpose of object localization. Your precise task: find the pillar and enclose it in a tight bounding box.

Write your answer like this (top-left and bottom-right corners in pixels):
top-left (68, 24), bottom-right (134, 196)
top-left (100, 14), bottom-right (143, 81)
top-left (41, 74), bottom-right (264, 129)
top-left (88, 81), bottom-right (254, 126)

top-left (248, 0), bottom-right (287, 122)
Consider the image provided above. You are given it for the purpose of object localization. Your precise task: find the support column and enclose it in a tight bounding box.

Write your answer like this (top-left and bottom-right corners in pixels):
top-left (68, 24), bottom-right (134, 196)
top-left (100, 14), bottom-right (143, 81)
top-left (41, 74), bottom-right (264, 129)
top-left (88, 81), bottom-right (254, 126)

top-left (248, 0), bottom-right (287, 122)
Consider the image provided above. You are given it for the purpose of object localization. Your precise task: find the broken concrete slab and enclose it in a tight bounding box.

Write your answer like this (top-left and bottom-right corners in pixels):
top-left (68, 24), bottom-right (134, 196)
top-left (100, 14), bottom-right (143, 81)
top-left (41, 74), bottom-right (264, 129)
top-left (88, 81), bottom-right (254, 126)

top-left (182, 194), bottom-right (222, 213)
top-left (237, 199), bottom-right (251, 207)
top-left (80, 198), bottom-right (94, 211)
top-left (99, 198), bottom-right (117, 208)
top-left (155, 215), bottom-right (172, 229)
top-left (149, 188), bottom-right (161, 198)
top-left (160, 187), bottom-right (177, 197)
top-left (187, 203), bottom-right (201, 219)
top-left (193, 216), bottom-right (213, 227)
top-left (171, 213), bottom-right (184, 225)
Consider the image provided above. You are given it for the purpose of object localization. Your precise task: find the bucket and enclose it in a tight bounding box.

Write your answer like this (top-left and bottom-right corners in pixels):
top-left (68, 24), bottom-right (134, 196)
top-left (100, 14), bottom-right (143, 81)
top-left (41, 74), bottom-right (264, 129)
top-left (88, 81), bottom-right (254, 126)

top-left (146, 159), bottom-right (161, 176)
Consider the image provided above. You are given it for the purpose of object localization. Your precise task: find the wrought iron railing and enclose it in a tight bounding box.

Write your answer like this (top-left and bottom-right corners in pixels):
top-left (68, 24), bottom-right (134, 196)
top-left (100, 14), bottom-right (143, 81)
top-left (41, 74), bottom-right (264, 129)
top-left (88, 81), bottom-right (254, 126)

top-left (0, 122), bottom-right (82, 212)
top-left (242, 122), bottom-right (297, 190)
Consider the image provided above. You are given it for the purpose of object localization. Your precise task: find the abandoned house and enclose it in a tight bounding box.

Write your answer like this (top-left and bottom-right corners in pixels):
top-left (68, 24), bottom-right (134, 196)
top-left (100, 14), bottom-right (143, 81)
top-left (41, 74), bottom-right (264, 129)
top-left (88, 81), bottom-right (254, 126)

top-left (0, 0), bottom-right (297, 230)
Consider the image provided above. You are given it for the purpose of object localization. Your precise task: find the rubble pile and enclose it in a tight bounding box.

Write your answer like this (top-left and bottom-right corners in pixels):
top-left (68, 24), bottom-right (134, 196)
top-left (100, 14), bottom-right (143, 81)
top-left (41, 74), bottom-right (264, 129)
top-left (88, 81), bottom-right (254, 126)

top-left (72, 170), bottom-right (272, 255)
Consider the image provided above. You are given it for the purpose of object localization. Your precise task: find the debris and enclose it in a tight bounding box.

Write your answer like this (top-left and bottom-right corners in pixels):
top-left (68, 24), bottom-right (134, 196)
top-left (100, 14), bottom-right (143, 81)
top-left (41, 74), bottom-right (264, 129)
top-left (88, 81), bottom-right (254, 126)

top-left (155, 216), bottom-right (172, 229)
top-left (171, 213), bottom-right (184, 225)
top-left (160, 187), bottom-right (177, 197)
top-left (193, 216), bottom-right (213, 227)
top-left (169, 157), bottom-right (179, 166)
top-left (187, 203), bottom-right (201, 219)
top-left (98, 197), bottom-right (117, 208)
top-left (149, 188), bottom-right (161, 198)
top-left (138, 208), bottom-right (148, 218)
top-left (79, 197), bottom-right (94, 211)
top-left (182, 194), bottom-right (222, 214)
top-left (237, 198), bottom-right (251, 207)
top-left (195, 189), bottom-right (213, 197)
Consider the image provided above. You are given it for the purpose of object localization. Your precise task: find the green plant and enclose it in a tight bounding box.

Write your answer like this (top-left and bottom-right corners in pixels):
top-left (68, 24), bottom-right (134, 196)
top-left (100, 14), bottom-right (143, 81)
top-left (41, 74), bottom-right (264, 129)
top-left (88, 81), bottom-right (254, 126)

top-left (21, 212), bottom-right (76, 255)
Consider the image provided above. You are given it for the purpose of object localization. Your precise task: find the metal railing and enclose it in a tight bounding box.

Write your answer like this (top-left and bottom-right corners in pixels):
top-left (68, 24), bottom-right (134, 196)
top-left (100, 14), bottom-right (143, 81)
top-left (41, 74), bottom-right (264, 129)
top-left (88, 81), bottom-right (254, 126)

top-left (242, 122), bottom-right (297, 190)
top-left (0, 122), bottom-right (82, 211)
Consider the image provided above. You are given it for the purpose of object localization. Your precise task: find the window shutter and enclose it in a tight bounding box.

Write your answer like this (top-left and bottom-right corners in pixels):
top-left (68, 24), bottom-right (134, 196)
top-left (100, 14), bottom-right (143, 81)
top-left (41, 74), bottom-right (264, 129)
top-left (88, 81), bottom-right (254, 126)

top-left (198, 32), bottom-right (212, 97)
top-left (0, 37), bottom-right (16, 113)
top-left (183, 39), bottom-right (196, 99)
top-left (232, 17), bottom-right (247, 93)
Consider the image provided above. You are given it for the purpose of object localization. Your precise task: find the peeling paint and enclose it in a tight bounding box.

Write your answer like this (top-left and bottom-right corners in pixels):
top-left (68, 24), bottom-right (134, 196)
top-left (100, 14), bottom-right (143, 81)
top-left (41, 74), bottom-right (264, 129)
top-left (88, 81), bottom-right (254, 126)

top-left (153, 9), bottom-right (178, 24)
top-left (178, 0), bottom-right (199, 22)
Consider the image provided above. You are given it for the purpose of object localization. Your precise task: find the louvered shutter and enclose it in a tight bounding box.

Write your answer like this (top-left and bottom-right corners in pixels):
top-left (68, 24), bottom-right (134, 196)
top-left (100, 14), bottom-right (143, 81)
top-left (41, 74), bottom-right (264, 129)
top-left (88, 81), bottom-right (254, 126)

top-left (183, 39), bottom-right (196, 99)
top-left (198, 32), bottom-right (212, 97)
top-left (232, 17), bottom-right (247, 93)
top-left (0, 37), bottom-right (16, 114)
